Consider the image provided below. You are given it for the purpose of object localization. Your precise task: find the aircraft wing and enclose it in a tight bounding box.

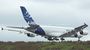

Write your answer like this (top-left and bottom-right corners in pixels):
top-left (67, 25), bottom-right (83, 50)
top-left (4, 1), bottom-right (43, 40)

top-left (1, 27), bottom-right (29, 34)
top-left (6, 26), bottom-right (26, 29)
top-left (60, 23), bottom-right (88, 37)
top-left (74, 23), bottom-right (88, 32)
top-left (0, 27), bottom-right (36, 37)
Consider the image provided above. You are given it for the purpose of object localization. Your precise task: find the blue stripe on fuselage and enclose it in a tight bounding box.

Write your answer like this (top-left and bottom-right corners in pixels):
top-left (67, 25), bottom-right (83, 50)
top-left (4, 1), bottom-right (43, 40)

top-left (35, 27), bottom-right (45, 36)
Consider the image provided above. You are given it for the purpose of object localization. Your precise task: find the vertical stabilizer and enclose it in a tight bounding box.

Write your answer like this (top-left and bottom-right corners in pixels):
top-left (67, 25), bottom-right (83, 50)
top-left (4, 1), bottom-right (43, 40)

top-left (20, 6), bottom-right (36, 26)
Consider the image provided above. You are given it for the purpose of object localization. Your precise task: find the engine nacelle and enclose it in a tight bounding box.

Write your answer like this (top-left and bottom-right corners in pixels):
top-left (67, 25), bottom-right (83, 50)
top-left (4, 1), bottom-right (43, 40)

top-left (27, 33), bottom-right (35, 37)
top-left (80, 31), bottom-right (83, 35)
top-left (74, 34), bottom-right (78, 37)
top-left (80, 30), bottom-right (88, 35)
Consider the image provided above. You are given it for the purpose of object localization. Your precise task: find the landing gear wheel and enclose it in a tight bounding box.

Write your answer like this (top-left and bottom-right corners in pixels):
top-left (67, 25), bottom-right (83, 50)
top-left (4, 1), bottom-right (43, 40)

top-left (1, 28), bottom-right (3, 30)
top-left (53, 37), bottom-right (59, 41)
top-left (74, 34), bottom-right (78, 37)
top-left (61, 37), bottom-right (65, 41)
top-left (55, 39), bottom-right (59, 41)
top-left (48, 37), bottom-right (53, 41)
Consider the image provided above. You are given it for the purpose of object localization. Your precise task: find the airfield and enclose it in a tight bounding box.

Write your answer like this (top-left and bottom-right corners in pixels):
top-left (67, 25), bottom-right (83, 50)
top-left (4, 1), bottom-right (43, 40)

top-left (0, 41), bottom-right (90, 50)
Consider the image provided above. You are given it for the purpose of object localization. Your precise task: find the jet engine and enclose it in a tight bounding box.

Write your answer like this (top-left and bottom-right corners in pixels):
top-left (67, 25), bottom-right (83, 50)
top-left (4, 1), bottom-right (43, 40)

top-left (26, 33), bottom-right (35, 37)
top-left (74, 34), bottom-right (78, 37)
top-left (79, 30), bottom-right (88, 35)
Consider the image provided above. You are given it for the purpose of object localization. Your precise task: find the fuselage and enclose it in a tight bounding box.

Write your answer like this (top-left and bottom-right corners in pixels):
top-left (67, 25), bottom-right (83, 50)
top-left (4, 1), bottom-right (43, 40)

top-left (40, 25), bottom-right (73, 37)
top-left (34, 25), bottom-right (87, 37)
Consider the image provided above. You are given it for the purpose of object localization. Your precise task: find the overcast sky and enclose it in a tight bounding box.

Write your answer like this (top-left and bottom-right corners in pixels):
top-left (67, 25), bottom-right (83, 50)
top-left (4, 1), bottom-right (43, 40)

top-left (0, 0), bottom-right (90, 42)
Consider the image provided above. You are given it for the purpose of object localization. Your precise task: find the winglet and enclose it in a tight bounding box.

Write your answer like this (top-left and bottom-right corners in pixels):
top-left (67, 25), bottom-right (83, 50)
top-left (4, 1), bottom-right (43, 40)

top-left (84, 23), bottom-right (88, 27)
top-left (75, 23), bottom-right (88, 31)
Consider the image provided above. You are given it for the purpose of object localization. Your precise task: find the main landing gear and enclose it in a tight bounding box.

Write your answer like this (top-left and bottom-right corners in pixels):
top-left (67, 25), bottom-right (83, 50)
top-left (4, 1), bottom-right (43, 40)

top-left (61, 37), bottom-right (65, 41)
top-left (47, 37), bottom-right (59, 41)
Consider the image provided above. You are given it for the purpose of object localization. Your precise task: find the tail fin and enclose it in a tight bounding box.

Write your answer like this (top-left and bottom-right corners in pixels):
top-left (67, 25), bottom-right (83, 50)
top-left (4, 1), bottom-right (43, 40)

top-left (20, 6), bottom-right (36, 26)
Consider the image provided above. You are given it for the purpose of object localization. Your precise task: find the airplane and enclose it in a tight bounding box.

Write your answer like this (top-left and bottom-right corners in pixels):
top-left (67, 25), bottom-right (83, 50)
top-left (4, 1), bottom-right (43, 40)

top-left (1, 6), bottom-right (88, 41)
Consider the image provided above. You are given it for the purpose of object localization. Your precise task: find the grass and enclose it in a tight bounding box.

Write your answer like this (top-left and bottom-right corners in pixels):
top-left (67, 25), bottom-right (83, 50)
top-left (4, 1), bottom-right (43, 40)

top-left (0, 41), bottom-right (90, 50)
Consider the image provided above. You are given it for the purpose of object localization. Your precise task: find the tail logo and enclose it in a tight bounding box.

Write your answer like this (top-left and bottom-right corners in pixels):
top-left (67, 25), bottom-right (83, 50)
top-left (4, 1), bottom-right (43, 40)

top-left (20, 6), bottom-right (36, 25)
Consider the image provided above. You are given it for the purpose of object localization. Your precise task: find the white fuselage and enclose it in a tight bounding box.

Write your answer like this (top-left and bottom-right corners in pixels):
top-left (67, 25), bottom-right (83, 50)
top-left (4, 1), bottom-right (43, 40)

top-left (40, 25), bottom-right (73, 37)
top-left (38, 25), bottom-right (88, 38)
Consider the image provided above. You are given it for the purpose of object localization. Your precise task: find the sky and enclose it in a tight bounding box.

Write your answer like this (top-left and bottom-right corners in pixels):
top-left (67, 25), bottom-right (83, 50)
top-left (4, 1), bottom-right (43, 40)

top-left (0, 0), bottom-right (90, 42)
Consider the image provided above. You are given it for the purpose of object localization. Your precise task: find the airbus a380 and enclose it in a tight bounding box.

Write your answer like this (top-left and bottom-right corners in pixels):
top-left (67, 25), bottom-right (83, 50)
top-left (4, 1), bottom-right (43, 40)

top-left (1, 6), bottom-right (88, 41)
